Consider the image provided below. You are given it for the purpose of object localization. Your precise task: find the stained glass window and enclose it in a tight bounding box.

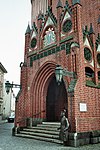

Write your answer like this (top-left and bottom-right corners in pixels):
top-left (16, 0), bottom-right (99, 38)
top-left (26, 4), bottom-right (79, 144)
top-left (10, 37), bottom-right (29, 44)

top-left (31, 38), bottom-right (37, 48)
top-left (97, 53), bottom-right (100, 65)
top-left (84, 47), bottom-right (92, 62)
top-left (62, 20), bottom-right (72, 33)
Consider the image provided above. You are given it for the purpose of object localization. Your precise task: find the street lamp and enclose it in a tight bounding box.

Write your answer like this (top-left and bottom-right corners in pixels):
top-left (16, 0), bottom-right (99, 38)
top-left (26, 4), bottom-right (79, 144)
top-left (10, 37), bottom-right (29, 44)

top-left (55, 64), bottom-right (77, 132)
top-left (55, 65), bottom-right (63, 85)
top-left (5, 81), bottom-right (21, 94)
top-left (55, 65), bottom-right (76, 85)
top-left (55, 42), bottom-right (79, 84)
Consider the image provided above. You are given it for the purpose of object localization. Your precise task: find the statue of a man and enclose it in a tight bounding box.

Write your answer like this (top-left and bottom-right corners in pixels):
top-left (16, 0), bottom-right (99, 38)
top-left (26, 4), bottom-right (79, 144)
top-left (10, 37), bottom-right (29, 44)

top-left (58, 110), bottom-right (69, 145)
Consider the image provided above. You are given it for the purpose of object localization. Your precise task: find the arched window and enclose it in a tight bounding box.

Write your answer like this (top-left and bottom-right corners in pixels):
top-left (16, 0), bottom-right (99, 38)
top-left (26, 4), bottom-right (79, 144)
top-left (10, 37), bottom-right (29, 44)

top-left (85, 67), bottom-right (94, 78)
top-left (98, 71), bottom-right (100, 80)
top-left (97, 53), bottom-right (100, 66)
top-left (84, 47), bottom-right (92, 62)
top-left (31, 38), bottom-right (37, 49)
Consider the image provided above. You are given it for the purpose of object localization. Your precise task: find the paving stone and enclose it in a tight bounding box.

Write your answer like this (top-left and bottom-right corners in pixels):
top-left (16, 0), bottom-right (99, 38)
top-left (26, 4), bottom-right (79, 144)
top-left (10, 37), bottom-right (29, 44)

top-left (0, 123), bottom-right (100, 150)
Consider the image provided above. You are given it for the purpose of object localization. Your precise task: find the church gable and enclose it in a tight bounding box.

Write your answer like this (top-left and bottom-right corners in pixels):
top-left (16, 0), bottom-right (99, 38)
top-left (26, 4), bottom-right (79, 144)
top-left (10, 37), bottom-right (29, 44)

top-left (41, 7), bottom-right (57, 48)
top-left (43, 6), bottom-right (57, 30)
top-left (83, 37), bottom-right (94, 67)
top-left (60, 1), bottom-right (72, 37)
top-left (44, 16), bottom-right (54, 30)
top-left (63, 11), bottom-right (71, 23)
top-left (61, 10), bottom-right (72, 37)
top-left (31, 31), bottom-right (37, 39)
top-left (31, 22), bottom-right (38, 39)
top-left (97, 44), bottom-right (100, 52)
top-left (83, 25), bottom-right (94, 50)
top-left (32, 22), bottom-right (38, 35)
top-left (84, 37), bottom-right (91, 48)
top-left (61, 0), bottom-right (72, 22)
top-left (30, 22), bottom-right (38, 50)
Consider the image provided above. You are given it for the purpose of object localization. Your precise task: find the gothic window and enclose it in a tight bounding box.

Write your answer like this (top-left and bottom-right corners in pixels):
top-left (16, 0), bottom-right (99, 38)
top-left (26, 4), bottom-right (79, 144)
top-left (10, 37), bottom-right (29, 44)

top-left (43, 27), bottom-right (56, 47)
top-left (31, 38), bottom-right (37, 48)
top-left (62, 19), bottom-right (72, 33)
top-left (85, 67), bottom-right (94, 78)
top-left (97, 53), bottom-right (100, 66)
top-left (98, 71), bottom-right (100, 80)
top-left (84, 47), bottom-right (92, 62)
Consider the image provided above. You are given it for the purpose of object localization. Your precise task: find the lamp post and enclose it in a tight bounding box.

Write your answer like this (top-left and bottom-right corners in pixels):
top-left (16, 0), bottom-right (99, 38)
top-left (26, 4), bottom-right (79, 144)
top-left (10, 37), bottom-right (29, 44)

top-left (55, 65), bottom-right (76, 132)
top-left (5, 81), bottom-right (21, 94)
top-left (5, 80), bottom-right (21, 117)
top-left (55, 42), bottom-right (79, 83)
top-left (5, 81), bottom-right (21, 135)
top-left (55, 65), bottom-right (63, 85)
top-left (55, 65), bottom-right (76, 85)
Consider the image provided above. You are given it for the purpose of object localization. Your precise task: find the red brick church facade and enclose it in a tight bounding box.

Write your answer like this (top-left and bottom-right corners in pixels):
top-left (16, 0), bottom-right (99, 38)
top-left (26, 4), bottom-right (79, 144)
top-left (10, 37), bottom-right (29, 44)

top-left (15, 0), bottom-right (100, 146)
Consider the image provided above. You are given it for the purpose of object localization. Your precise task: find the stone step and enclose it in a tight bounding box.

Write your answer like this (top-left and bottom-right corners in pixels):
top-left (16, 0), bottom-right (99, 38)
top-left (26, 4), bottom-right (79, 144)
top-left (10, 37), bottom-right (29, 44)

top-left (23, 128), bottom-right (59, 135)
top-left (42, 122), bottom-right (60, 126)
top-left (20, 131), bottom-right (59, 139)
top-left (29, 125), bottom-right (60, 131)
top-left (15, 122), bottom-right (62, 145)
top-left (37, 122), bottom-right (60, 128)
top-left (16, 133), bottom-right (63, 144)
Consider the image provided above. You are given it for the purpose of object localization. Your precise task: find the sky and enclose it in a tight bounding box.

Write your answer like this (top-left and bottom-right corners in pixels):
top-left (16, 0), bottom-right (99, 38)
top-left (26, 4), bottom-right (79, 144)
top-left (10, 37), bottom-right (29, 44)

top-left (0, 0), bottom-right (31, 86)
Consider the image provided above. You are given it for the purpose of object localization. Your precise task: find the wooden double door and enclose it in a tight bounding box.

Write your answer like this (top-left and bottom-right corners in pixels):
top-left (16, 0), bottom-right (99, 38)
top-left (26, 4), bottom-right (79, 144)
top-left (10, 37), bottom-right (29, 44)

top-left (46, 76), bottom-right (68, 122)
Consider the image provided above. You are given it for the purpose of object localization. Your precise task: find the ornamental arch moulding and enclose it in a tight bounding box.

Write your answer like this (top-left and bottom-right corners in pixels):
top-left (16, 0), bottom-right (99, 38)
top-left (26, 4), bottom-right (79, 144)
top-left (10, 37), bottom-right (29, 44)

top-left (30, 62), bottom-right (56, 119)
top-left (30, 61), bottom-right (69, 121)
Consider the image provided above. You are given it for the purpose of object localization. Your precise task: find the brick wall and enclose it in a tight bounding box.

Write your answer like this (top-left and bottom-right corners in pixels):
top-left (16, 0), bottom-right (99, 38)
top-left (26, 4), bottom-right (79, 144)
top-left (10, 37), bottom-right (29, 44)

top-left (15, 0), bottom-right (100, 133)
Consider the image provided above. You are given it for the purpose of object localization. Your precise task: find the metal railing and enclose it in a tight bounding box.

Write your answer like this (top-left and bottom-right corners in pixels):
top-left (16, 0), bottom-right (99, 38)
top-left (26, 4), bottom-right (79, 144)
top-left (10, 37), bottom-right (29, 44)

top-left (16, 110), bottom-right (45, 125)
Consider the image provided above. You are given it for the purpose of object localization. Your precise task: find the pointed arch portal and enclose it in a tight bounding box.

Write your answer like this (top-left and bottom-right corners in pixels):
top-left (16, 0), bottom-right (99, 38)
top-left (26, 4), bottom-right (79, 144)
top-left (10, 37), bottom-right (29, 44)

top-left (31, 62), bottom-right (68, 122)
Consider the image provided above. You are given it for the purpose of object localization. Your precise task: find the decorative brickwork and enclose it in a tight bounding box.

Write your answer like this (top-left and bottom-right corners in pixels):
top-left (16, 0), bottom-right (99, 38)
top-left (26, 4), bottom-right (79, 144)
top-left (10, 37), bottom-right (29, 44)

top-left (15, 0), bottom-right (100, 146)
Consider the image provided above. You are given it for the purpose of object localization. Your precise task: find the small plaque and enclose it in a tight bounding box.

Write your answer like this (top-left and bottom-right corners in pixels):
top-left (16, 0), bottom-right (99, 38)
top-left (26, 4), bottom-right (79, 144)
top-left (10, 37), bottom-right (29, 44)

top-left (80, 103), bottom-right (87, 112)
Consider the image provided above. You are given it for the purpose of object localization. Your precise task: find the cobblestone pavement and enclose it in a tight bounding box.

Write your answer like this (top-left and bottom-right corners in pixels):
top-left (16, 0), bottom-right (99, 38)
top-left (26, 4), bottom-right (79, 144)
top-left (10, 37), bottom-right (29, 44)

top-left (0, 123), bottom-right (100, 150)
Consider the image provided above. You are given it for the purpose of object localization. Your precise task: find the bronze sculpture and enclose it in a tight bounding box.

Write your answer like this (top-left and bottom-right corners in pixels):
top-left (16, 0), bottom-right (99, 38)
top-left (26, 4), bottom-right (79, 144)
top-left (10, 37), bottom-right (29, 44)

top-left (58, 110), bottom-right (69, 145)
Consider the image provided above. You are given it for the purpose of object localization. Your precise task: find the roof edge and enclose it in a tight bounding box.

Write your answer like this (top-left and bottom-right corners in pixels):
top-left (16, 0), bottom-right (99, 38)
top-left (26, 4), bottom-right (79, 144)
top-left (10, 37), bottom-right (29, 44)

top-left (0, 62), bottom-right (7, 73)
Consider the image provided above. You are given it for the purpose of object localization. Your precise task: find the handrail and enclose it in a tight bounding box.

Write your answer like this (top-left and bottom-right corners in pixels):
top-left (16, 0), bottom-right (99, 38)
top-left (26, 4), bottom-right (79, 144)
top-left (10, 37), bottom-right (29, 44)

top-left (32, 110), bottom-right (45, 117)
top-left (16, 110), bottom-right (45, 124)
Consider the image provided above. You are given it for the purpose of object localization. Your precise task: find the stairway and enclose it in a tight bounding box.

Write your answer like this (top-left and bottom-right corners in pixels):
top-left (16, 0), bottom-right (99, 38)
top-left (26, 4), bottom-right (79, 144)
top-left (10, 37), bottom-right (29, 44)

top-left (15, 122), bottom-right (63, 144)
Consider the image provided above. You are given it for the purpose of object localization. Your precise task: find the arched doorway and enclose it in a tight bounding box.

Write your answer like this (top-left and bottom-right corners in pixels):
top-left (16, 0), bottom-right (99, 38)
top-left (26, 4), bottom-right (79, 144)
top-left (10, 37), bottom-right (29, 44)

top-left (46, 76), bottom-right (68, 122)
